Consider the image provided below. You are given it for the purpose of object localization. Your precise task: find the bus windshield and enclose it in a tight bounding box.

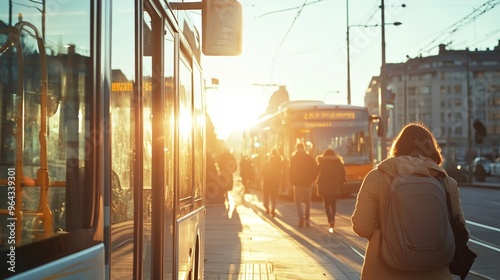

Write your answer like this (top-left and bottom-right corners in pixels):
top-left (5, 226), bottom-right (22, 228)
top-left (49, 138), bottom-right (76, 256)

top-left (290, 120), bottom-right (371, 165)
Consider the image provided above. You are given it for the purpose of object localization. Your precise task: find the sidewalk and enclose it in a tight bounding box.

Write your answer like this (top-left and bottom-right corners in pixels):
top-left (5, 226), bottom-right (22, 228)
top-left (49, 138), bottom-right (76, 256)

top-left (203, 175), bottom-right (500, 280)
top-left (204, 182), bottom-right (361, 280)
top-left (459, 175), bottom-right (500, 189)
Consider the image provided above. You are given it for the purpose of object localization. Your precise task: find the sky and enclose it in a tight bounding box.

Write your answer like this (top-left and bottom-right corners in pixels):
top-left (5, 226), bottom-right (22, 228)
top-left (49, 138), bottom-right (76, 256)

top-left (201, 0), bottom-right (500, 139)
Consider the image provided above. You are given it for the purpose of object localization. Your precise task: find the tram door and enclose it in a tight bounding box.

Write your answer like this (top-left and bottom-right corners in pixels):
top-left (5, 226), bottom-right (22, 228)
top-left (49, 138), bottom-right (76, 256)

top-left (110, 1), bottom-right (176, 279)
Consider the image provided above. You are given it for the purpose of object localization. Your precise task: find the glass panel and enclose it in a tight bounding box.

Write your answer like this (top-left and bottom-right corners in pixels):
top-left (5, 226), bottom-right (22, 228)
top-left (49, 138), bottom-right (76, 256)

top-left (110, 0), bottom-right (135, 278)
top-left (163, 24), bottom-right (175, 279)
top-left (178, 58), bottom-right (193, 200)
top-left (0, 1), bottom-right (91, 248)
top-left (142, 10), bottom-right (153, 280)
top-left (193, 66), bottom-right (203, 201)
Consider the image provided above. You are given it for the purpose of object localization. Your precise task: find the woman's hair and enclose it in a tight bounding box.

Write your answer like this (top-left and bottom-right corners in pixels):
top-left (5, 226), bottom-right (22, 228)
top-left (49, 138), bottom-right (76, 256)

top-left (296, 142), bottom-right (305, 151)
top-left (271, 149), bottom-right (279, 157)
top-left (323, 149), bottom-right (335, 156)
top-left (317, 148), bottom-right (344, 164)
top-left (390, 122), bottom-right (443, 165)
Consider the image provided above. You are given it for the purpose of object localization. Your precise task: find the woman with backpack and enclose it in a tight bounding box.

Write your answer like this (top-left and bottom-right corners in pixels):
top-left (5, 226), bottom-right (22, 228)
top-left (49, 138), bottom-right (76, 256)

top-left (315, 149), bottom-right (345, 233)
top-left (351, 122), bottom-right (473, 279)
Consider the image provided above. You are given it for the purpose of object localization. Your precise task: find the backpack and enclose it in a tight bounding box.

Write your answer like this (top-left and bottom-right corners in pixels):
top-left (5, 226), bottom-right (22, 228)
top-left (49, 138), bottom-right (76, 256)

top-left (380, 173), bottom-right (455, 271)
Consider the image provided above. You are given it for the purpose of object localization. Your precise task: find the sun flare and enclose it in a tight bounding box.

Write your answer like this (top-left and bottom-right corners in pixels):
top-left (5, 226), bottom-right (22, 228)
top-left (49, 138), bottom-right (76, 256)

top-left (206, 86), bottom-right (269, 140)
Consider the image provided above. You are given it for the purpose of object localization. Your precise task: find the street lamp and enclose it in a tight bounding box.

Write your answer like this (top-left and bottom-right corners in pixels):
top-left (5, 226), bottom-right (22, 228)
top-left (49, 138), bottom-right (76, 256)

top-left (345, 1), bottom-right (400, 106)
top-left (380, 0), bottom-right (388, 160)
top-left (379, 0), bottom-right (402, 160)
top-left (345, 0), bottom-right (401, 159)
top-left (346, 0), bottom-right (351, 105)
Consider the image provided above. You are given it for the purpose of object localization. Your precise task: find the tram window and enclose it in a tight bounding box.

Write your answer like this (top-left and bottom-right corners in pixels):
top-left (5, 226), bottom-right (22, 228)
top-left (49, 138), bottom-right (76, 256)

top-left (178, 57), bottom-right (193, 201)
top-left (142, 10), bottom-right (154, 279)
top-left (163, 24), bottom-right (175, 277)
top-left (193, 65), bottom-right (203, 202)
top-left (0, 1), bottom-right (92, 248)
top-left (109, 0), bottom-right (136, 278)
top-left (110, 0), bottom-right (135, 224)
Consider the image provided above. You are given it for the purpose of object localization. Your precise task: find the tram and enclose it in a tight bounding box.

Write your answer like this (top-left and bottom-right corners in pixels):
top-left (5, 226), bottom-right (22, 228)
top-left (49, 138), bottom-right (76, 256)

top-left (0, 0), bottom-right (242, 279)
top-left (244, 101), bottom-right (381, 196)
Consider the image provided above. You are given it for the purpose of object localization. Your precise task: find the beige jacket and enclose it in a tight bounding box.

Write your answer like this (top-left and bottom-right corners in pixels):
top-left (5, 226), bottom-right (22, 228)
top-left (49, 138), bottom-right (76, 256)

top-left (351, 156), bottom-right (467, 280)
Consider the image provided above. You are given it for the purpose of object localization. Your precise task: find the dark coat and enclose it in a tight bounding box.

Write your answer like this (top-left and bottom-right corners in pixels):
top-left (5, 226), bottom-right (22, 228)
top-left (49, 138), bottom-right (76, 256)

top-left (218, 151), bottom-right (237, 190)
top-left (316, 155), bottom-right (345, 196)
top-left (240, 156), bottom-right (254, 181)
top-left (262, 155), bottom-right (283, 194)
top-left (289, 150), bottom-right (317, 187)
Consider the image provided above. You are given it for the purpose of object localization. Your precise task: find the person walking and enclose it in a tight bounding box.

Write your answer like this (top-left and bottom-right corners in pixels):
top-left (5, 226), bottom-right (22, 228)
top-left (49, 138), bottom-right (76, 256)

top-left (261, 149), bottom-right (283, 217)
top-left (289, 142), bottom-right (317, 227)
top-left (315, 149), bottom-right (345, 233)
top-left (239, 155), bottom-right (254, 194)
top-left (351, 122), bottom-right (472, 279)
top-left (218, 148), bottom-right (237, 193)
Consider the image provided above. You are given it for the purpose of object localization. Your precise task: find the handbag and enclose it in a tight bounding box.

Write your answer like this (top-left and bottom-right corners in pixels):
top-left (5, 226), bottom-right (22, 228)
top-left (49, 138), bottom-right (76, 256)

top-left (445, 188), bottom-right (477, 279)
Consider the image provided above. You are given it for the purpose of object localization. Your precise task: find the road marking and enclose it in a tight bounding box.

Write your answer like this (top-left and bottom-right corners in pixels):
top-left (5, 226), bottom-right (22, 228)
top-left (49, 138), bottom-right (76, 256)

top-left (466, 220), bottom-right (500, 233)
top-left (469, 238), bottom-right (500, 253)
top-left (466, 220), bottom-right (500, 252)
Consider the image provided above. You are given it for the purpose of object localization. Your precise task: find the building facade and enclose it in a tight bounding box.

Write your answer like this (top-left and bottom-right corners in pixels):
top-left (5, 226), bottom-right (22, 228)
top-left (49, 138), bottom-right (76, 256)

top-left (365, 41), bottom-right (500, 163)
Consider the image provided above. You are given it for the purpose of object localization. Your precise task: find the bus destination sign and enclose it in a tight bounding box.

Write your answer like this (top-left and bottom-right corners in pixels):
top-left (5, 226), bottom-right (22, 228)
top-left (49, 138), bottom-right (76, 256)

top-left (298, 111), bottom-right (357, 121)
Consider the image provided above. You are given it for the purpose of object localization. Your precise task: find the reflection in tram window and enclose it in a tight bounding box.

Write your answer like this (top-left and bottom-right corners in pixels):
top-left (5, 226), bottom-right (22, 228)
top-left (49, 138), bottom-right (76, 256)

top-left (0, 1), bottom-right (91, 249)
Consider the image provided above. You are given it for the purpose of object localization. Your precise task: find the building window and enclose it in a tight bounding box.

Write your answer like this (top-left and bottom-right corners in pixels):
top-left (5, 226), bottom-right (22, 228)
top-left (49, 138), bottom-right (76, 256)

top-left (422, 113), bottom-right (431, 123)
top-left (419, 86), bottom-right (431, 95)
top-left (421, 73), bottom-right (433, 80)
top-left (409, 100), bottom-right (416, 110)
top-left (445, 72), bottom-right (465, 80)
top-left (408, 87), bottom-right (416, 96)
top-left (443, 60), bottom-right (454, 66)
top-left (480, 61), bottom-right (498, 66)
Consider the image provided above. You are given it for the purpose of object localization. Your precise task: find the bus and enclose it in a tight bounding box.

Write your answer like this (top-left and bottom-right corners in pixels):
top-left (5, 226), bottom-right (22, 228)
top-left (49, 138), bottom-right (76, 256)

top-left (0, 0), bottom-right (241, 279)
top-left (244, 100), bottom-right (380, 196)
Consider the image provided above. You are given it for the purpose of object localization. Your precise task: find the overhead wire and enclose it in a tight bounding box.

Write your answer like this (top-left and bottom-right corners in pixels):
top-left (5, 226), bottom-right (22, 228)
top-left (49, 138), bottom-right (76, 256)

top-left (271, 0), bottom-right (310, 81)
top-left (255, 0), bottom-right (328, 19)
top-left (272, 0), bottom-right (309, 59)
top-left (415, 0), bottom-right (500, 56)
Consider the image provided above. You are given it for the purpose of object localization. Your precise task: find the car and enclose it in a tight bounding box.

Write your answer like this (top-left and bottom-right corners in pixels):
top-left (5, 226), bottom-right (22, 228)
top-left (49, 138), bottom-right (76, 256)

top-left (491, 157), bottom-right (500, 176)
top-left (472, 157), bottom-right (492, 175)
top-left (445, 160), bottom-right (468, 182)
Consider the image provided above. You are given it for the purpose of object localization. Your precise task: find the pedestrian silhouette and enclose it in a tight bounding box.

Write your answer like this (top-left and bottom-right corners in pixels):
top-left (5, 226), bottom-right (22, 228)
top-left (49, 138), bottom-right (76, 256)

top-left (239, 155), bottom-right (255, 194)
top-left (315, 149), bottom-right (345, 232)
top-left (218, 148), bottom-right (237, 193)
top-left (289, 142), bottom-right (317, 227)
top-left (261, 149), bottom-right (283, 217)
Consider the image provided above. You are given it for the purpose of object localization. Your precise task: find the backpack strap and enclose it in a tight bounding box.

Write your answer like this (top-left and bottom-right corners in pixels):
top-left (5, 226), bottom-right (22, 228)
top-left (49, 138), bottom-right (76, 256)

top-left (443, 178), bottom-right (454, 220)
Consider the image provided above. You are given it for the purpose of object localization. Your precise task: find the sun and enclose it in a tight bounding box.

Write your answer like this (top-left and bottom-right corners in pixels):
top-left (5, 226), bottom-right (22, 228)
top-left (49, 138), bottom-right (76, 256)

top-left (206, 86), bottom-right (267, 140)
